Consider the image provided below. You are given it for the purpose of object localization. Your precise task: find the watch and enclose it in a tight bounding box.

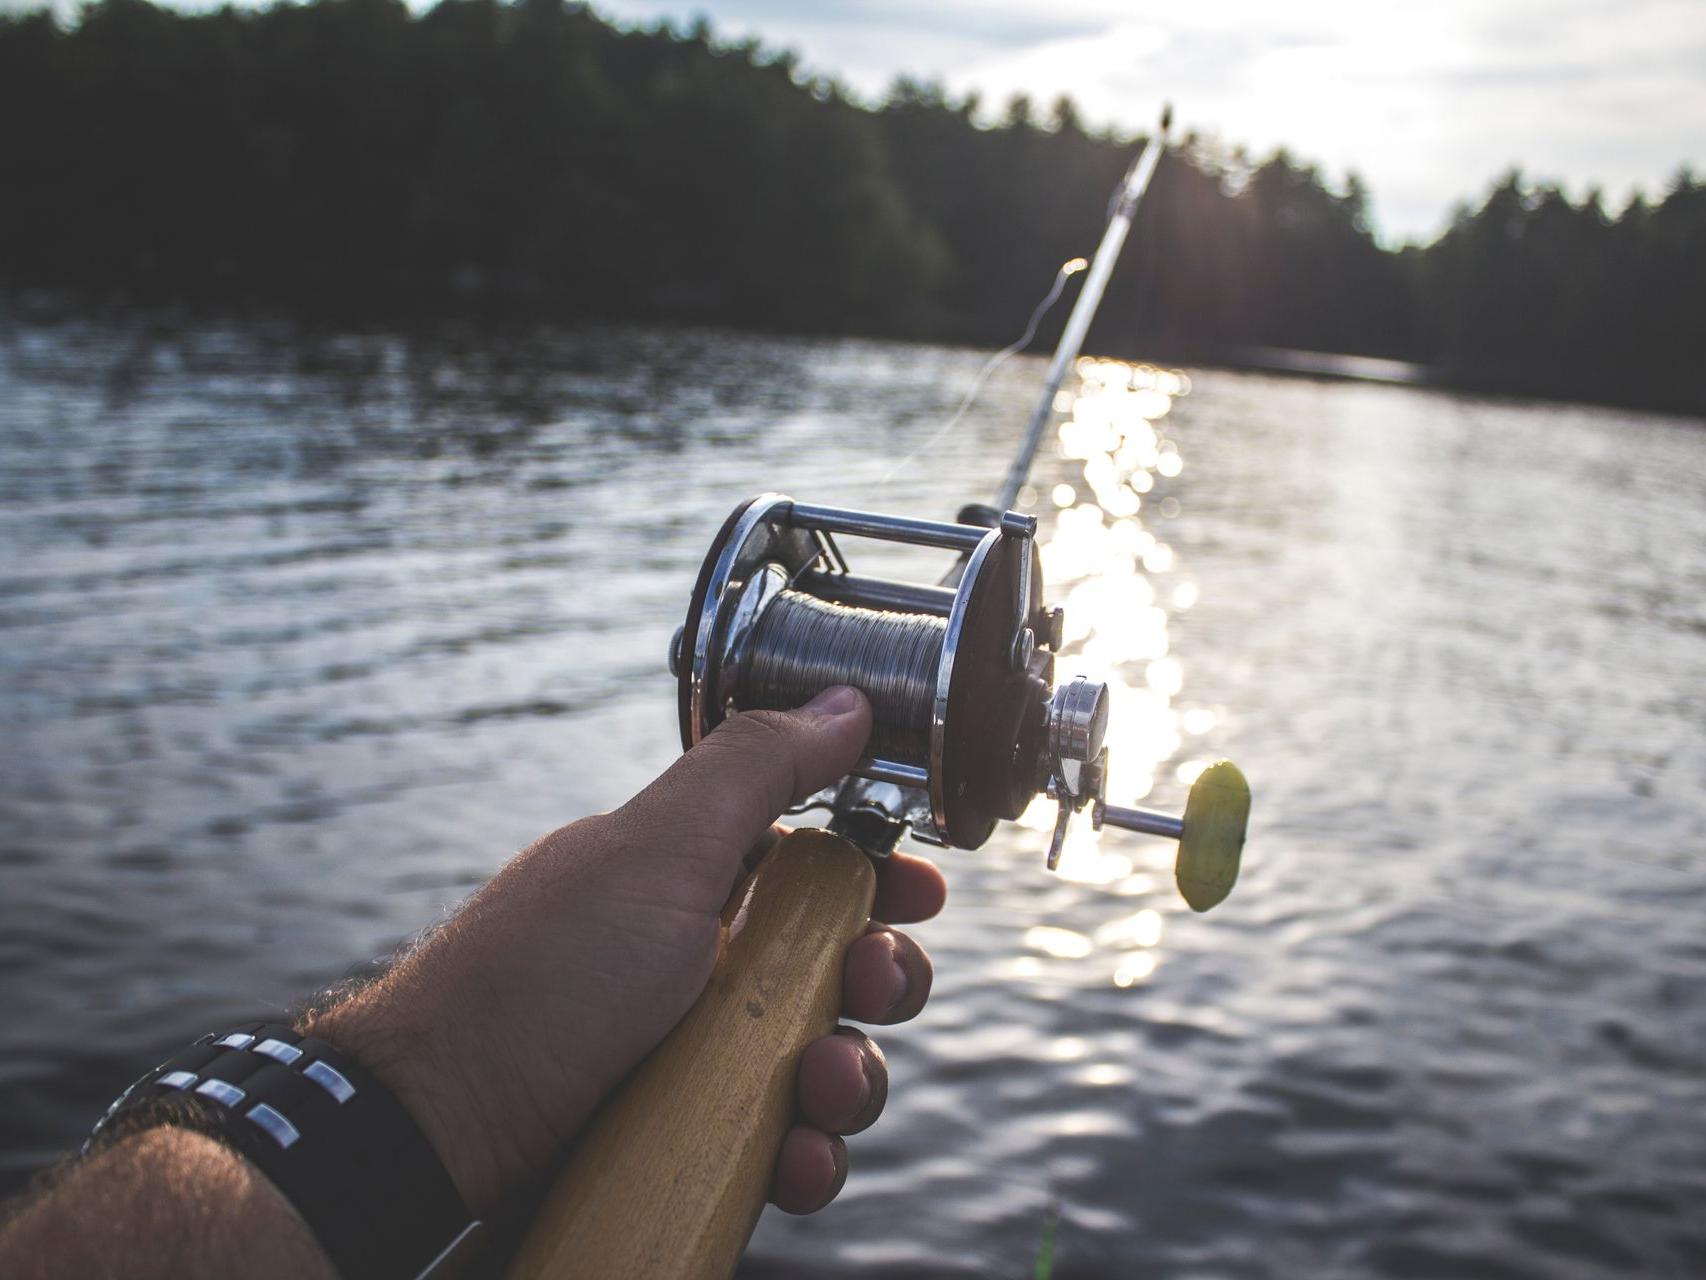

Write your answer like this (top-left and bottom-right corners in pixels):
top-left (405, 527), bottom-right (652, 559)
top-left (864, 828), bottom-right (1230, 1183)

top-left (86, 1022), bottom-right (485, 1279)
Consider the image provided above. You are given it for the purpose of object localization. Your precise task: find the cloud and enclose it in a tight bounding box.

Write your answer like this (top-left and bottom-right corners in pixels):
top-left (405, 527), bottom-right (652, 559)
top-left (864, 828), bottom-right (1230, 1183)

top-left (17, 0), bottom-right (1696, 240)
top-left (592, 0), bottom-right (1102, 89)
top-left (597, 0), bottom-right (1706, 242)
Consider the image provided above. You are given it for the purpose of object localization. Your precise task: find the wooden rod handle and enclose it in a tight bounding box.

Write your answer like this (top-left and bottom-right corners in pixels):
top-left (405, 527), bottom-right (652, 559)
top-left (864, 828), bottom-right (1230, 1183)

top-left (507, 828), bottom-right (877, 1280)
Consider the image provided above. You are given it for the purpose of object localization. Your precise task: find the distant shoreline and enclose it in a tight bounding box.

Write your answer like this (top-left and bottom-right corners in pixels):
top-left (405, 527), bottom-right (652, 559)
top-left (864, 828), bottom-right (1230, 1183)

top-left (7, 0), bottom-right (1703, 429)
top-left (1146, 341), bottom-right (1703, 421)
top-left (4, 292), bottom-right (1701, 425)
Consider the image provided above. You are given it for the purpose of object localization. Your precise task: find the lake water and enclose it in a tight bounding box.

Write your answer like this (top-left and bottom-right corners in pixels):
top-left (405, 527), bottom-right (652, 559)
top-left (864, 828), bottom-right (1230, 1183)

top-left (2, 311), bottom-right (1704, 1278)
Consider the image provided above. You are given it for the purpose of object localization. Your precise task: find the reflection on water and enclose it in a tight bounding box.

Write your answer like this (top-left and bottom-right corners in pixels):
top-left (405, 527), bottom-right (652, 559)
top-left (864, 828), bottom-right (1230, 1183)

top-left (3, 313), bottom-right (1706, 1279)
top-left (1028, 361), bottom-right (1195, 887)
top-left (1019, 357), bottom-right (1201, 989)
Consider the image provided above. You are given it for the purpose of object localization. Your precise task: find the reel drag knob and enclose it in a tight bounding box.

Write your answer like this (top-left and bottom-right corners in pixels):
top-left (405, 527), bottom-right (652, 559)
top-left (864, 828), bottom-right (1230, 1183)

top-left (1037, 676), bottom-right (1108, 863)
top-left (1094, 760), bottom-right (1250, 912)
top-left (1050, 676), bottom-right (1110, 770)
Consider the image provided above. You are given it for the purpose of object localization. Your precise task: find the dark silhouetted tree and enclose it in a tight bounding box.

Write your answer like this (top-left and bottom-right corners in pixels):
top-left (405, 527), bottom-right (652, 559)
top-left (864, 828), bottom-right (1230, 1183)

top-left (0, 0), bottom-right (1700, 411)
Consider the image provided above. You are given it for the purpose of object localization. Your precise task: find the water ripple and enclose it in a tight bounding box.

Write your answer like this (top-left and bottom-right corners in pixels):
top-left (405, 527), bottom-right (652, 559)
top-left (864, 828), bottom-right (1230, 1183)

top-left (2, 313), bottom-right (1705, 1277)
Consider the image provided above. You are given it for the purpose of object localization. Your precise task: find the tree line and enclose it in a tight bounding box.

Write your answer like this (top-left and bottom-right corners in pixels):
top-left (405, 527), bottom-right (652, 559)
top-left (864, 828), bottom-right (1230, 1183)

top-left (1, 0), bottom-right (1701, 414)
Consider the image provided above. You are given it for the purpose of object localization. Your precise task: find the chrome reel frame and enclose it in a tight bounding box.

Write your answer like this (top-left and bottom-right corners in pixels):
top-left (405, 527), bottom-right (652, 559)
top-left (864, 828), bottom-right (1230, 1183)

top-left (675, 494), bottom-right (1039, 849)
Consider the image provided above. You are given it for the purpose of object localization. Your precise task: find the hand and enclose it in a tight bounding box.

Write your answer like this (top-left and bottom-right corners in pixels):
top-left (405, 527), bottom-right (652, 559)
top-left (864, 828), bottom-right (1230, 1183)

top-left (307, 685), bottom-right (945, 1217)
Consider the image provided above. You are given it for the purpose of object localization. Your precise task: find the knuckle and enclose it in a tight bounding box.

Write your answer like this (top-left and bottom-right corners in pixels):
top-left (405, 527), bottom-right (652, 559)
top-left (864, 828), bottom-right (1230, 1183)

top-left (699, 711), bottom-right (802, 815)
top-left (711, 709), bottom-right (794, 755)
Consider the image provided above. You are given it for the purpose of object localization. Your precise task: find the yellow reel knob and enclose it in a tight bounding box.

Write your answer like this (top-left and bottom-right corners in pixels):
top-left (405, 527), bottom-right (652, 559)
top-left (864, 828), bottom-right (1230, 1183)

top-left (1175, 760), bottom-right (1250, 912)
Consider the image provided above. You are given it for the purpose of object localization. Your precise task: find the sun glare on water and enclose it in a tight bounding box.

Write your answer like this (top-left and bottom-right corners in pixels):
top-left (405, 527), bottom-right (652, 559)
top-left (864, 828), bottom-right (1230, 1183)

top-left (1017, 356), bottom-right (1216, 988)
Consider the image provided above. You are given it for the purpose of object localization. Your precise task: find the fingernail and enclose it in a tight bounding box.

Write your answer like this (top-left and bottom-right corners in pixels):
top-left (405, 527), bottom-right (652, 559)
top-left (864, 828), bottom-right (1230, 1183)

top-left (883, 936), bottom-right (909, 1018)
top-left (834, 1027), bottom-right (885, 1130)
top-left (828, 1136), bottom-right (849, 1202)
top-left (803, 685), bottom-right (861, 718)
top-left (852, 1055), bottom-right (873, 1117)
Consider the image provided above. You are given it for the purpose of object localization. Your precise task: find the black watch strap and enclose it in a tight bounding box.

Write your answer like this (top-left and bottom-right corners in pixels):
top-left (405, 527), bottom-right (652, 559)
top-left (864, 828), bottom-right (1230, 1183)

top-left (86, 1022), bottom-right (484, 1280)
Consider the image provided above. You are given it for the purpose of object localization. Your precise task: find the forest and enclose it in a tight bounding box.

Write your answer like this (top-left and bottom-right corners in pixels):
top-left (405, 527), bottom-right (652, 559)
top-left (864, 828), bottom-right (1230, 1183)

top-left (2, 0), bottom-right (1702, 415)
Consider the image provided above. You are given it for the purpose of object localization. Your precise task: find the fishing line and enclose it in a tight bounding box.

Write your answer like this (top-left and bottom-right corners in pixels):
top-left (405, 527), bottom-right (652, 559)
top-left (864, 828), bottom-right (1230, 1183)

top-left (879, 257), bottom-right (1088, 484)
top-left (740, 588), bottom-right (945, 762)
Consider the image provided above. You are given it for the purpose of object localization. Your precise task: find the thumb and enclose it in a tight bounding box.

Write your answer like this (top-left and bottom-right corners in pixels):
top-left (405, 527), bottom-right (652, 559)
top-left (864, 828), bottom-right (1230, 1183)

top-left (613, 685), bottom-right (873, 885)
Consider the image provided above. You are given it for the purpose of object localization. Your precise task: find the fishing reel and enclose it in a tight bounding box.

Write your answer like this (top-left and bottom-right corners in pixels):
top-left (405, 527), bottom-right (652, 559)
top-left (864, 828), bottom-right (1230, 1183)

top-left (669, 494), bottom-right (1248, 911)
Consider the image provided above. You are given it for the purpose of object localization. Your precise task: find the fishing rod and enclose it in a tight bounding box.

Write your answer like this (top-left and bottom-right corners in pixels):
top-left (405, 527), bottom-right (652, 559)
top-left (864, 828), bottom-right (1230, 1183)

top-left (996, 103), bottom-right (1173, 511)
top-left (509, 104), bottom-right (1247, 1280)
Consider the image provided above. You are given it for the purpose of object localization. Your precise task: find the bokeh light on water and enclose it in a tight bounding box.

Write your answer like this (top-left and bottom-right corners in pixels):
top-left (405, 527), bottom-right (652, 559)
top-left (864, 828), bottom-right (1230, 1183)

top-left (1011, 356), bottom-right (1219, 997)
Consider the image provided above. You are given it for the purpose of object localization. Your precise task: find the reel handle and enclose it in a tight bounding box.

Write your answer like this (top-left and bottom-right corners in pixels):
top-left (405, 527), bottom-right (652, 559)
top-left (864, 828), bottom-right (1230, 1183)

top-left (507, 829), bottom-right (876, 1280)
top-left (1094, 760), bottom-right (1250, 912)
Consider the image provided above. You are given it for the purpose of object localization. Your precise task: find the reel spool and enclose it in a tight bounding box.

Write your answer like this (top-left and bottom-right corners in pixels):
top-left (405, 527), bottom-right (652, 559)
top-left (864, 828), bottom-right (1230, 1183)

top-left (669, 494), bottom-right (1248, 911)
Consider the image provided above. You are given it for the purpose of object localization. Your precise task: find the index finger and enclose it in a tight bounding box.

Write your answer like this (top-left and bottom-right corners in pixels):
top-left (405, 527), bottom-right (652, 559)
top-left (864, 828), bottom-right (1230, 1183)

top-left (871, 850), bottom-right (946, 924)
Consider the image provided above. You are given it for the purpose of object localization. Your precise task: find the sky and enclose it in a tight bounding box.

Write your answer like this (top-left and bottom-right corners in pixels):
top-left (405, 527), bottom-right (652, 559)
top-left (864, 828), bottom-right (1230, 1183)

top-left (13, 0), bottom-right (1702, 241)
top-left (591, 0), bottom-right (1706, 244)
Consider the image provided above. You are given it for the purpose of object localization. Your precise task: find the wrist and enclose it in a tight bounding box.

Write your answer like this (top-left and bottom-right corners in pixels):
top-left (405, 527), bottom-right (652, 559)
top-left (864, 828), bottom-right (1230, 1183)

top-left (302, 983), bottom-right (506, 1216)
top-left (80, 1023), bottom-right (481, 1280)
top-left (301, 941), bottom-right (594, 1216)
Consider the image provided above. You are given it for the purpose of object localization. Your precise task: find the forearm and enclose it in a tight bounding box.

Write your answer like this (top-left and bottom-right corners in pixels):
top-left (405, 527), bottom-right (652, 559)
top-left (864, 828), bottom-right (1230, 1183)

top-left (299, 917), bottom-right (577, 1219)
top-left (0, 694), bottom-right (916, 1273)
top-left (0, 821), bottom-right (630, 1280)
top-left (0, 1128), bottom-right (334, 1280)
